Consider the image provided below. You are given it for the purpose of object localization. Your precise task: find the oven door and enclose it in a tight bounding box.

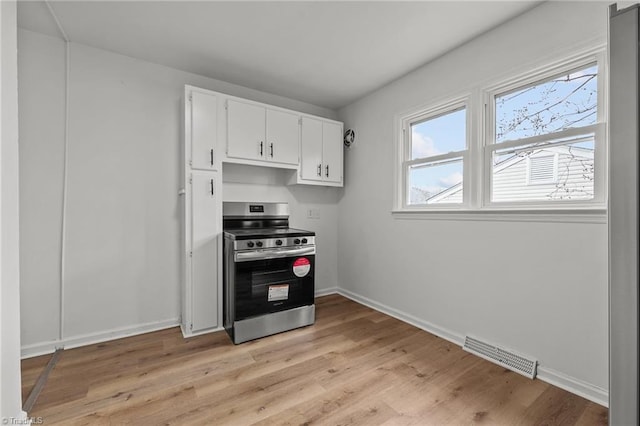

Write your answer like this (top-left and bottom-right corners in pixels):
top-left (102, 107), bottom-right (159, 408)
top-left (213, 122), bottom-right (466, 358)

top-left (232, 249), bottom-right (315, 321)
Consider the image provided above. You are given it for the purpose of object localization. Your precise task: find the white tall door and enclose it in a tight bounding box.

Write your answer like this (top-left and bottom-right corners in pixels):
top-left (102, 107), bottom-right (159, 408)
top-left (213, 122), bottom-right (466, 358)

top-left (322, 121), bottom-right (343, 184)
top-left (190, 172), bottom-right (219, 331)
top-left (227, 100), bottom-right (265, 161)
top-left (266, 108), bottom-right (299, 165)
top-left (300, 117), bottom-right (323, 181)
top-left (190, 92), bottom-right (217, 170)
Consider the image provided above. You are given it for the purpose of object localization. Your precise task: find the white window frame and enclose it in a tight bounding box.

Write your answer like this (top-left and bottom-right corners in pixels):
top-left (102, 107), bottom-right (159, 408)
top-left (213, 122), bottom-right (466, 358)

top-left (396, 96), bottom-right (471, 210)
top-left (483, 51), bottom-right (607, 210)
top-left (393, 48), bottom-right (607, 219)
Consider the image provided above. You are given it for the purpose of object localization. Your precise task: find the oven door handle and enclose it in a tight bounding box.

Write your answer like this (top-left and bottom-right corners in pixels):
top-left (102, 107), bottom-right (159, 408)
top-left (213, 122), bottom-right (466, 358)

top-left (234, 246), bottom-right (316, 262)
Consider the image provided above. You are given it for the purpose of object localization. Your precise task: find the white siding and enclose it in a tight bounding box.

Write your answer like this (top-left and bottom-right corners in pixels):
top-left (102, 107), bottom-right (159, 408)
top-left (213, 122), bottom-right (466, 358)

top-left (430, 148), bottom-right (594, 204)
top-left (493, 149), bottom-right (594, 202)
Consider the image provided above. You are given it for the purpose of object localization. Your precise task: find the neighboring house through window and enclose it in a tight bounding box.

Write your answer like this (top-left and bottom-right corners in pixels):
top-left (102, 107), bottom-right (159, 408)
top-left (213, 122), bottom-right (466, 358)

top-left (487, 59), bottom-right (604, 206)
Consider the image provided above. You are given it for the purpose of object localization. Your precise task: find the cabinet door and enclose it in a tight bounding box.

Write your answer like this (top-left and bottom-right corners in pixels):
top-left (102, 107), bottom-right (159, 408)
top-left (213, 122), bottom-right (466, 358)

top-left (322, 121), bottom-right (343, 184)
top-left (227, 100), bottom-right (265, 161)
top-left (190, 172), bottom-right (219, 331)
top-left (300, 117), bottom-right (324, 181)
top-left (266, 109), bottom-right (299, 165)
top-left (190, 92), bottom-right (217, 170)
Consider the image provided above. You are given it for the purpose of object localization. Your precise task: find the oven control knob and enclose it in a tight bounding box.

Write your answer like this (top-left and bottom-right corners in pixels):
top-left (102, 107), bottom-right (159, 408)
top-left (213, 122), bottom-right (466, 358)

top-left (275, 239), bottom-right (283, 246)
top-left (294, 238), bottom-right (301, 244)
top-left (301, 238), bottom-right (308, 244)
top-left (247, 241), bottom-right (254, 248)
top-left (256, 241), bottom-right (263, 247)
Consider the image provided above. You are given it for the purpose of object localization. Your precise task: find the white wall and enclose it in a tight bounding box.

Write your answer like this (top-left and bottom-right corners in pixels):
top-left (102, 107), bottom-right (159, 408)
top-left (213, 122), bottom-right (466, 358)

top-left (18, 29), bottom-right (339, 355)
top-left (1, 0), bottom-right (25, 420)
top-left (337, 1), bottom-right (609, 404)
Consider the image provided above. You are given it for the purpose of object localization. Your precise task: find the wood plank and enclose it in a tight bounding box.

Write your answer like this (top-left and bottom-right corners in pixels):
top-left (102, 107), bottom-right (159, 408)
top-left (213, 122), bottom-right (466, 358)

top-left (518, 386), bottom-right (589, 425)
top-left (575, 400), bottom-right (609, 426)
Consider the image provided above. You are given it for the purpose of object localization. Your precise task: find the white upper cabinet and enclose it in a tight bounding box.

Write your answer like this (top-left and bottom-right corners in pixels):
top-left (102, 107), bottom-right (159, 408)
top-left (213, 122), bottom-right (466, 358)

top-left (322, 121), bottom-right (343, 184)
top-left (187, 85), bottom-right (343, 187)
top-left (300, 117), bottom-right (324, 181)
top-left (190, 91), bottom-right (217, 170)
top-left (227, 99), bottom-right (265, 161)
top-left (266, 109), bottom-right (299, 165)
top-left (227, 100), bottom-right (299, 165)
top-left (297, 117), bottom-right (343, 187)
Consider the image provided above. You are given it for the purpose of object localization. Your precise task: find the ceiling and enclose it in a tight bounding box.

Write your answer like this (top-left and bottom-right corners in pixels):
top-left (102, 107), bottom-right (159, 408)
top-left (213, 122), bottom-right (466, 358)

top-left (17, 1), bottom-right (540, 110)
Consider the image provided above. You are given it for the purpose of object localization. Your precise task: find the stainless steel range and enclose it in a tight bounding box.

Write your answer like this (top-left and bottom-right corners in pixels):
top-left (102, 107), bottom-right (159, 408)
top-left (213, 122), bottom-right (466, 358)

top-left (223, 202), bottom-right (315, 344)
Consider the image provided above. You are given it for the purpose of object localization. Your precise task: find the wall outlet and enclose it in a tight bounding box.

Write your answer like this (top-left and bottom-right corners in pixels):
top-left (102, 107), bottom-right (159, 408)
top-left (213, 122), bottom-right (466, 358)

top-left (307, 208), bottom-right (320, 219)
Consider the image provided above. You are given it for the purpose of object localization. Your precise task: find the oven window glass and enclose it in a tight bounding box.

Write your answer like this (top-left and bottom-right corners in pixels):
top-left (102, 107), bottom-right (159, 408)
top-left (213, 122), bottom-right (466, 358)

top-left (234, 255), bottom-right (314, 320)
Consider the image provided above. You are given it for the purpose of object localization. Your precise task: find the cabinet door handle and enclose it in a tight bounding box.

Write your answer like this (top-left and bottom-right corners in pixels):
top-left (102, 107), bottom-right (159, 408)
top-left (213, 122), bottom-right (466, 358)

top-left (260, 141), bottom-right (263, 156)
top-left (210, 179), bottom-right (214, 196)
top-left (317, 164), bottom-right (322, 176)
top-left (325, 165), bottom-right (329, 178)
top-left (270, 143), bottom-right (274, 158)
top-left (210, 149), bottom-right (214, 166)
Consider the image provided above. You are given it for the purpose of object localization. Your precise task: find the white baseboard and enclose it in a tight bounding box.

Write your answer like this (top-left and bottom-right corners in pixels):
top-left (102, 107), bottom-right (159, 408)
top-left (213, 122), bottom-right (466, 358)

top-left (180, 324), bottom-right (225, 338)
top-left (21, 318), bottom-right (179, 359)
top-left (337, 287), bottom-right (609, 408)
top-left (20, 287), bottom-right (339, 357)
top-left (537, 367), bottom-right (608, 407)
top-left (337, 288), bottom-right (464, 346)
top-left (315, 286), bottom-right (338, 297)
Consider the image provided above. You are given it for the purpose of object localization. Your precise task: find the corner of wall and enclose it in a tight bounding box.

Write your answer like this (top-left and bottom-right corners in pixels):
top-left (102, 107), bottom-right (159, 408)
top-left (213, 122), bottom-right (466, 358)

top-left (1, 0), bottom-right (25, 419)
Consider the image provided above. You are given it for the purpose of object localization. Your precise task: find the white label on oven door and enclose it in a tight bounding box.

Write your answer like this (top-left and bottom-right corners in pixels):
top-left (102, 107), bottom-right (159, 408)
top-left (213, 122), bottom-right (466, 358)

top-left (268, 284), bottom-right (289, 302)
top-left (293, 257), bottom-right (311, 277)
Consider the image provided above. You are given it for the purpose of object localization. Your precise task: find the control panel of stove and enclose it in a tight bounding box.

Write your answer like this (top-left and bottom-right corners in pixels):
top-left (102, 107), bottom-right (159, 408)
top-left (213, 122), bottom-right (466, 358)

top-left (233, 236), bottom-right (315, 251)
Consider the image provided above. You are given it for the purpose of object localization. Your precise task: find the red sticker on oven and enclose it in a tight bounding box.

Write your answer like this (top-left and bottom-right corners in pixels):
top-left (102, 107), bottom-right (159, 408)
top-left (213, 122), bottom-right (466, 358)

top-left (293, 257), bottom-right (311, 277)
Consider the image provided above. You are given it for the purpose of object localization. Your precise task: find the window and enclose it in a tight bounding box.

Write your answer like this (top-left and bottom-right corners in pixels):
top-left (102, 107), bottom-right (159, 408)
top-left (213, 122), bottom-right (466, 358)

top-left (488, 61), bottom-right (604, 206)
top-left (401, 100), bottom-right (468, 207)
top-left (394, 51), bottom-right (605, 214)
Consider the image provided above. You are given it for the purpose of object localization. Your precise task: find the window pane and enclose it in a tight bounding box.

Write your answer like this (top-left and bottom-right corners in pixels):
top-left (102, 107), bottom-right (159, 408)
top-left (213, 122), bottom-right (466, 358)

top-left (491, 135), bottom-right (595, 202)
top-left (408, 159), bottom-right (463, 205)
top-left (411, 108), bottom-right (465, 159)
top-left (495, 64), bottom-right (598, 143)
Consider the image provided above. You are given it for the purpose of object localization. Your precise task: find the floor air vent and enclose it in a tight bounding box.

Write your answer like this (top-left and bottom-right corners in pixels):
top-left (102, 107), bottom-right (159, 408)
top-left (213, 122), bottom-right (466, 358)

top-left (463, 335), bottom-right (537, 379)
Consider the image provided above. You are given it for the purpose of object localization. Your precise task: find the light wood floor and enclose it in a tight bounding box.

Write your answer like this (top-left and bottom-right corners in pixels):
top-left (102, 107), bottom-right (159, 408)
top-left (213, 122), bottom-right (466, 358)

top-left (22, 295), bottom-right (608, 425)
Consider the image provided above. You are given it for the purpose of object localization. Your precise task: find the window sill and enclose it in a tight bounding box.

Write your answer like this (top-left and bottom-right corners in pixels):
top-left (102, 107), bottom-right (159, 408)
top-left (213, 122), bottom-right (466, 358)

top-left (391, 208), bottom-right (607, 224)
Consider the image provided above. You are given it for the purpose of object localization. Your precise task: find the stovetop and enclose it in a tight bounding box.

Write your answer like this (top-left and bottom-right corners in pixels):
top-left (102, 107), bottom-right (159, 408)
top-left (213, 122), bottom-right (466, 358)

top-left (224, 227), bottom-right (315, 240)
